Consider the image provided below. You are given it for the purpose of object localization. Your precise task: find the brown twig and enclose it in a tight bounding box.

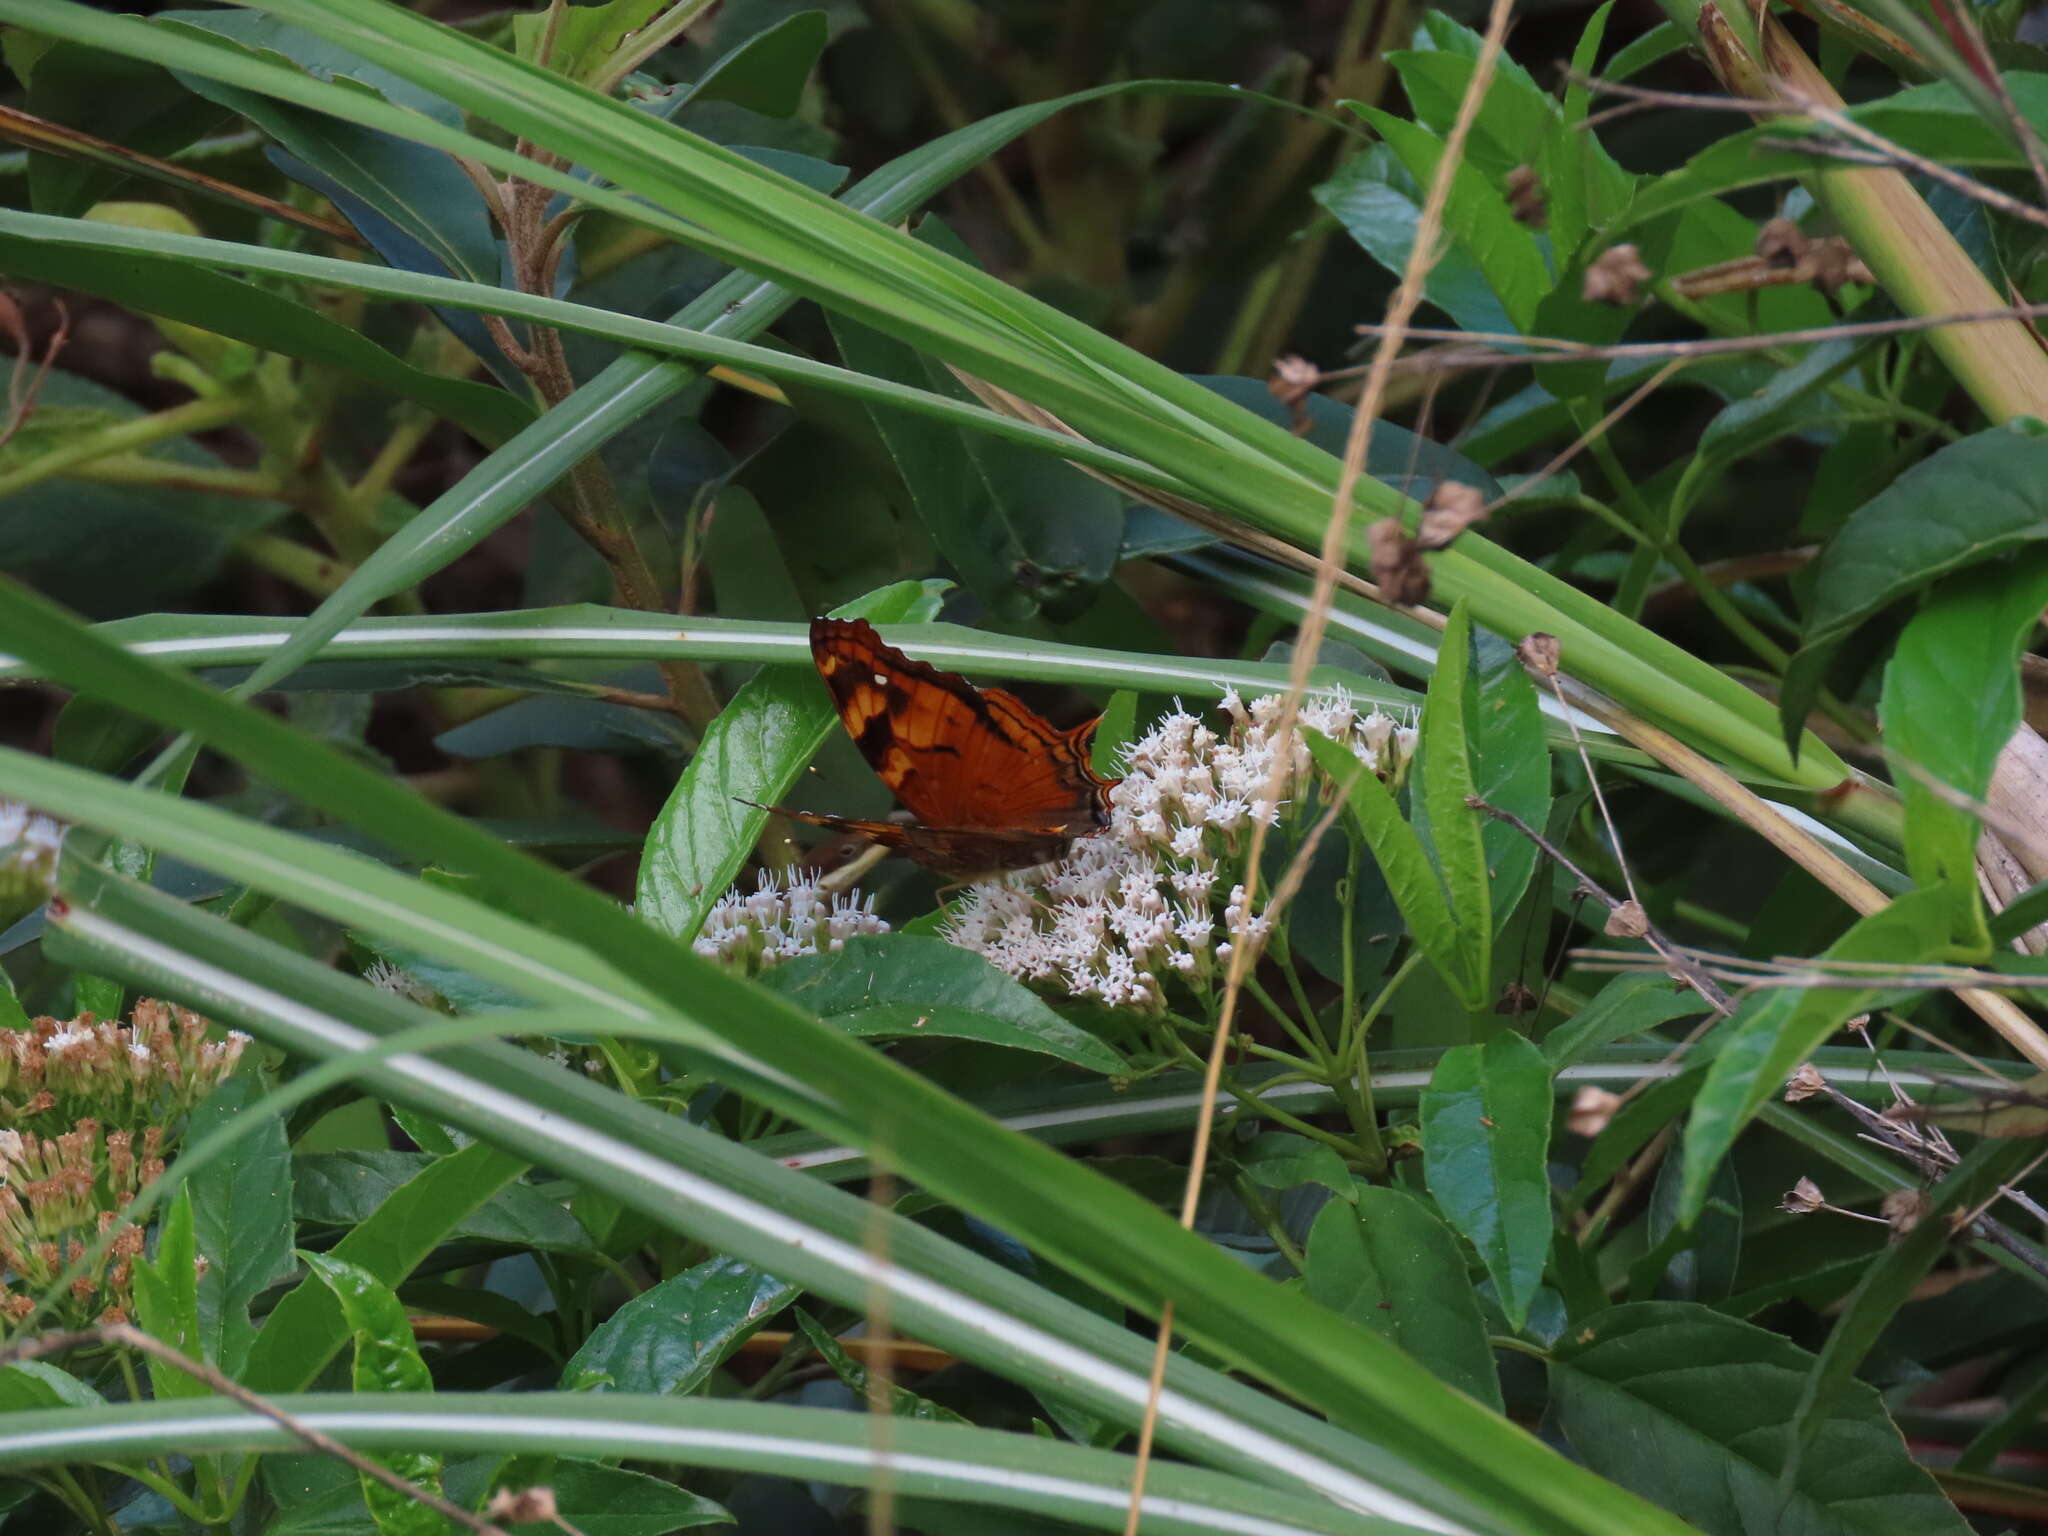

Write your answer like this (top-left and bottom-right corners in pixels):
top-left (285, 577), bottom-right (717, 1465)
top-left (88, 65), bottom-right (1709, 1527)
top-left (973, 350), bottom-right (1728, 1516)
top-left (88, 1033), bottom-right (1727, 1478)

top-left (1469, 797), bottom-right (1734, 1017)
top-left (0, 1323), bottom-right (510, 1536)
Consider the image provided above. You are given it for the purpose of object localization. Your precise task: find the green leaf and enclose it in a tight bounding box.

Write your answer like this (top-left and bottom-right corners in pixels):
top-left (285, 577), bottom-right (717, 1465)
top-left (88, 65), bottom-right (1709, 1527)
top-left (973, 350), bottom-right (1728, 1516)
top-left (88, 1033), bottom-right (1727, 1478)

top-left (793, 1310), bottom-right (971, 1422)
top-left (184, 1071), bottom-right (295, 1377)
top-left (1544, 973), bottom-right (1711, 1070)
top-left (1420, 1032), bottom-right (1552, 1330)
top-left (1551, 1302), bottom-right (1971, 1536)
top-left (300, 1250), bottom-right (451, 1536)
top-left (1679, 888), bottom-right (1955, 1222)
top-left (0, 1361), bottom-right (104, 1413)
top-left (1348, 110), bottom-right (1549, 331)
top-left (1315, 144), bottom-right (1517, 335)
top-left (293, 1151), bottom-right (586, 1248)
top-left (826, 308), bottom-right (1122, 620)
top-left (1413, 603), bottom-right (1491, 996)
top-left (1304, 731), bottom-right (1475, 1007)
top-left (1882, 550), bottom-right (2048, 951)
top-left (1305, 1188), bottom-right (1503, 1412)
top-left (761, 935), bottom-right (1123, 1074)
top-left (450, 1455), bottom-right (733, 1535)
top-left (130, 1185), bottom-right (207, 1400)
top-left (1467, 627), bottom-right (1548, 934)
top-left (510, 0), bottom-right (668, 80)
top-left (19, 41), bottom-right (226, 215)
top-left (634, 579), bottom-right (943, 942)
top-left (1237, 1134), bottom-right (1356, 1202)
top-left (1783, 427), bottom-right (2048, 754)
top-left (563, 1255), bottom-right (798, 1395)
top-left (682, 9), bottom-right (827, 116)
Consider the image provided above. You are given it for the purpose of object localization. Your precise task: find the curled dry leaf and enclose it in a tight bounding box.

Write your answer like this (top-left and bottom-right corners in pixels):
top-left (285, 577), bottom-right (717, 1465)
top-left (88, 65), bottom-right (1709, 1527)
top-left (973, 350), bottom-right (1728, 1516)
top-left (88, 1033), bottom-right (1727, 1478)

top-left (1583, 243), bottom-right (1652, 306)
top-left (1756, 216), bottom-right (1809, 269)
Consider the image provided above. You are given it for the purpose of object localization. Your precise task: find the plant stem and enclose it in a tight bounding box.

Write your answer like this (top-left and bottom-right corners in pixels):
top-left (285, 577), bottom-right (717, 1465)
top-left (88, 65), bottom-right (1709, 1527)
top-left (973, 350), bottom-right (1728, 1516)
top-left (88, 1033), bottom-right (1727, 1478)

top-left (0, 392), bottom-right (248, 499)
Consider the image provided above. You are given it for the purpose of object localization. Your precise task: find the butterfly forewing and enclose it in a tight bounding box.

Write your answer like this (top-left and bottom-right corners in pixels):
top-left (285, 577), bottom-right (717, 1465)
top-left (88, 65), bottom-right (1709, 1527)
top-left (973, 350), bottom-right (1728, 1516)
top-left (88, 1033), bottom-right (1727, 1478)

top-left (794, 618), bottom-right (1117, 873)
top-left (809, 619), bottom-right (1113, 834)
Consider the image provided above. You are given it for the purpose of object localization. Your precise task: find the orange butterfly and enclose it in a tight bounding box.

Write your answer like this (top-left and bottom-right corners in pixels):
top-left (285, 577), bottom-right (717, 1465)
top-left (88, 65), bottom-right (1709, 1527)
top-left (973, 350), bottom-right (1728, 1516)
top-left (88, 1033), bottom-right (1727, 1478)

top-left (766, 617), bottom-right (1118, 876)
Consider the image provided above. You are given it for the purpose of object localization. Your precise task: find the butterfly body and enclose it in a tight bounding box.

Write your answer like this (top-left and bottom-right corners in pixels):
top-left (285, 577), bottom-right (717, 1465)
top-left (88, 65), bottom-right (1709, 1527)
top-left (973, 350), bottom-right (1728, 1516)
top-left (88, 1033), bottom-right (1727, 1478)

top-left (770, 618), bottom-right (1118, 876)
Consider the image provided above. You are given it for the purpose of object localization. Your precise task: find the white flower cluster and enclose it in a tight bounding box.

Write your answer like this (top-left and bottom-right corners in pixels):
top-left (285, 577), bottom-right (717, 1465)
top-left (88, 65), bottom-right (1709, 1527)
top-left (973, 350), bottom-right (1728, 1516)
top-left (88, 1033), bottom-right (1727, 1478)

top-left (943, 691), bottom-right (1415, 1012)
top-left (0, 802), bottom-right (62, 887)
top-left (693, 868), bottom-right (890, 974)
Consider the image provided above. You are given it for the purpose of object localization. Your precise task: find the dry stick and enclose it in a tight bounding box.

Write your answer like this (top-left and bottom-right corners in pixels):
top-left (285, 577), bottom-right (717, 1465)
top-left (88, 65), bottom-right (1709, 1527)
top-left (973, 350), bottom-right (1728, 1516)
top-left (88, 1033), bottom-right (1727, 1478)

top-left (1118, 0), bottom-right (1521, 1528)
top-left (1552, 673), bottom-right (2048, 1072)
top-left (0, 1323), bottom-right (511, 1536)
top-left (1355, 305), bottom-right (2048, 373)
top-left (1469, 798), bottom-right (1733, 1018)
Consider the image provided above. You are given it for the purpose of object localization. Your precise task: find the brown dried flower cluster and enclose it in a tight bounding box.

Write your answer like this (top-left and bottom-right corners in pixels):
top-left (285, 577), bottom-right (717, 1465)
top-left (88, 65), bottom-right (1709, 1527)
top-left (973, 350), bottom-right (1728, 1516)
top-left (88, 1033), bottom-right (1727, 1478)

top-left (2, 998), bottom-right (248, 1136)
top-left (0, 999), bottom-right (246, 1335)
top-left (0, 1120), bottom-right (160, 1330)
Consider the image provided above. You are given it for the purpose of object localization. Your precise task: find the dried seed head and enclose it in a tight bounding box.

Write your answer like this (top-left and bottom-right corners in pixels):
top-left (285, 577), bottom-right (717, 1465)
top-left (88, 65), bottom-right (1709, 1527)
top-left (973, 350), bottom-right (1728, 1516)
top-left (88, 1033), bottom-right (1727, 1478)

top-left (1604, 900), bottom-right (1650, 939)
top-left (1415, 482), bottom-right (1489, 550)
top-left (1756, 217), bottom-right (1809, 269)
top-left (1566, 1086), bottom-right (1622, 1139)
top-left (1784, 1063), bottom-right (1827, 1102)
top-left (1504, 165), bottom-right (1546, 228)
top-left (1806, 237), bottom-right (1872, 297)
top-left (486, 1488), bottom-right (558, 1523)
top-left (1780, 1176), bottom-right (1826, 1215)
top-left (1583, 244), bottom-right (1652, 305)
top-left (1518, 633), bottom-right (1561, 677)
top-left (1367, 517), bottom-right (1431, 605)
top-left (1881, 1187), bottom-right (1929, 1236)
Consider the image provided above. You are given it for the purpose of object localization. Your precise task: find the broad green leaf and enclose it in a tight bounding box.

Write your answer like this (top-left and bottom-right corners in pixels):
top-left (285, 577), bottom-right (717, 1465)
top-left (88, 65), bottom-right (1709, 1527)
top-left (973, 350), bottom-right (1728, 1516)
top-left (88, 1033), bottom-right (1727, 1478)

top-left (564, 1255), bottom-right (798, 1395)
top-left (1306, 1188), bottom-right (1502, 1411)
top-left (0, 1361), bottom-right (104, 1413)
top-left (1349, 109), bottom-right (1549, 331)
top-left (1882, 550), bottom-right (2048, 952)
top-left (827, 308), bottom-right (1122, 620)
top-left (184, 1071), bottom-right (294, 1377)
top-left (130, 1186), bottom-right (207, 1400)
top-left (1641, 1141), bottom-right (1741, 1303)
top-left (634, 579), bottom-right (943, 942)
top-left (1413, 604), bottom-right (1492, 995)
top-left (293, 1151), bottom-right (586, 1248)
top-left (1468, 629), bottom-right (1549, 934)
top-left (1237, 1134), bottom-right (1356, 1202)
top-left (761, 935), bottom-right (1123, 1074)
top-left (510, 0), bottom-right (667, 80)
top-left (1420, 1032), bottom-right (1552, 1330)
top-left (18, 41), bottom-right (224, 216)
top-left (301, 1250), bottom-right (451, 1536)
top-left (1314, 144), bottom-right (1517, 336)
top-left (794, 1310), bottom-right (970, 1423)
top-left (1679, 888), bottom-right (1955, 1222)
top-left (1551, 1303), bottom-right (1970, 1536)
top-left (1544, 972), bottom-right (1709, 1069)
top-left (1783, 428), bottom-right (2048, 754)
top-left (447, 1455), bottom-right (733, 1535)
top-left (246, 1143), bottom-right (531, 1396)
top-left (1304, 731), bottom-right (1474, 1006)
top-left (679, 9), bottom-right (827, 116)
